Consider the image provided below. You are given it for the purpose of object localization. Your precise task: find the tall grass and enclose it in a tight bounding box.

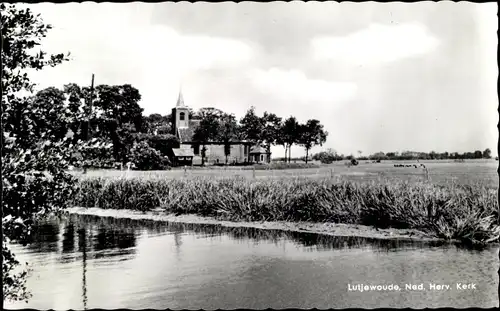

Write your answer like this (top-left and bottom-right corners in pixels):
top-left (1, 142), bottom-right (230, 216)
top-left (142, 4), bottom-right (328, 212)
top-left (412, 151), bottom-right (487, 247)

top-left (71, 176), bottom-right (499, 246)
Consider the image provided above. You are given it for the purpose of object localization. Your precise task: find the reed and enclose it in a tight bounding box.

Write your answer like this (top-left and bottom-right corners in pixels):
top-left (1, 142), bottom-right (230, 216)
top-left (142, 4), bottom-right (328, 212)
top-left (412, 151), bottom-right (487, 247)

top-left (71, 176), bottom-right (499, 246)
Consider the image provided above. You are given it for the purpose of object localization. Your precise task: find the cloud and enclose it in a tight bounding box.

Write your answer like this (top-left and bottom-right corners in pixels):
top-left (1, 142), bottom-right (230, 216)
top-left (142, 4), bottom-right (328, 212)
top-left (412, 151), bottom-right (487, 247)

top-left (177, 36), bottom-right (253, 71)
top-left (311, 23), bottom-right (440, 65)
top-left (26, 3), bottom-right (253, 84)
top-left (38, 7), bottom-right (253, 73)
top-left (248, 68), bottom-right (357, 105)
top-left (25, 3), bottom-right (254, 113)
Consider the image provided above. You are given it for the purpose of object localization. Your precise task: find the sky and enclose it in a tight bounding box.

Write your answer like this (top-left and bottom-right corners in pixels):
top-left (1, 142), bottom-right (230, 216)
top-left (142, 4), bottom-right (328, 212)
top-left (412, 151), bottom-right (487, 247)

top-left (25, 1), bottom-right (498, 158)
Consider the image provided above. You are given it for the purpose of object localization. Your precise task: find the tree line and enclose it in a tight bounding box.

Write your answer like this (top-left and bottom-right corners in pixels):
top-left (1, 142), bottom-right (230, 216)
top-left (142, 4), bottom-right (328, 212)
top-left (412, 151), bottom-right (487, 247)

top-left (311, 148), bottom-right (494, 164)
top-left (18, 85), bottom-right (329, 167)
top-left (187, 107), bottom-right (328, 165)
top-left (12, 81), bottom-right (491, 168)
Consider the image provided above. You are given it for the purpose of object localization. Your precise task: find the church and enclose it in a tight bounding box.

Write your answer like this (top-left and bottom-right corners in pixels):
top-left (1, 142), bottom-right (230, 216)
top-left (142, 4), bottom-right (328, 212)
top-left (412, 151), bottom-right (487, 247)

top-left (170, 90), bottom-right (271, 166)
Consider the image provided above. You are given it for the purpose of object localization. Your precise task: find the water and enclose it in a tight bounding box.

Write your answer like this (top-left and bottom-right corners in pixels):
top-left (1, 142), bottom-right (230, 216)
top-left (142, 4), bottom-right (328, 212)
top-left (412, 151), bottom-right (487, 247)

top-left (4, 214), bottom-right (499, 309)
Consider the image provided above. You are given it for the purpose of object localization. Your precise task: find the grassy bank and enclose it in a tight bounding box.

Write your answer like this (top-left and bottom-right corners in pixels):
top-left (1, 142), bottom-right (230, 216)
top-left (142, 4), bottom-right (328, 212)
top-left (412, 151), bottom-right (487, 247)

top-left (72, 176), bottom-right (499, 246)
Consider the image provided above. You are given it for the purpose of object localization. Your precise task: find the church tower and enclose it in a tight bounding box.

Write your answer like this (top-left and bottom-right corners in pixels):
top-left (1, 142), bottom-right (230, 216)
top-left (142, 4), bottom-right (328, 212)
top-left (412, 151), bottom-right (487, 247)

top-left (171, 87), bottom-right (189, 136)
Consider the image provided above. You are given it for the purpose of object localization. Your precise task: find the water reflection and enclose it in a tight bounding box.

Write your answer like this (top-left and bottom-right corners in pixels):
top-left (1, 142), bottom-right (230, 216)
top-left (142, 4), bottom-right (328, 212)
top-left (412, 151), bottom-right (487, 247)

top-left (28, 214), bottom-right (497, 258)
top-left (27, 216), bottom-right (138, 264)
top-left (94, 228), bottom-right (136, 251)
top-left (62, 223), bottom-right (76, 253)
top-left (78, 228), bottom-right (88, 310)
top-left (26, 217), bottom-right (138, 310)
top-left (62, 214), bottom-right (454, 253)
top-left (26, 222), bottom-right (60, 253)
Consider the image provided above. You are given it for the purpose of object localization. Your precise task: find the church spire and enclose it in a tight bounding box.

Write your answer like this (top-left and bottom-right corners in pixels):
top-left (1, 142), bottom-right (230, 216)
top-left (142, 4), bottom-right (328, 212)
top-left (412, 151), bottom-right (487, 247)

top-left (176, 84), bottom-right (185, 108)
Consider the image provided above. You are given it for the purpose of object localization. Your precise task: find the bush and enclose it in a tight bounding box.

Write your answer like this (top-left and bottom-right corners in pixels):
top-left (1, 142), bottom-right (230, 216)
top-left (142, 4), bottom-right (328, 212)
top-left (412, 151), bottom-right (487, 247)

top-left (129, 141), bottom-right (170, 170)
top-left (134, 133), bottom-right (179, 157)
top-left (312, 150), bottom-right (343, 164)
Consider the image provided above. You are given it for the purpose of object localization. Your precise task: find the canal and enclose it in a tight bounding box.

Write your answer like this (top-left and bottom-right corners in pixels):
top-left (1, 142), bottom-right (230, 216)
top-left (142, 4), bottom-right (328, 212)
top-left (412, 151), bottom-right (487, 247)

top-left (4, 213), bottom-right (498, 309)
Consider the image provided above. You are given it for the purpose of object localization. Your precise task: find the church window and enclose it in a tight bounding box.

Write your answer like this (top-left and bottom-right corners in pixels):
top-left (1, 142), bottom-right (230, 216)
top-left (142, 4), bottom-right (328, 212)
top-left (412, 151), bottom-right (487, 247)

top-left (179, 112), bottom-right (185, 121)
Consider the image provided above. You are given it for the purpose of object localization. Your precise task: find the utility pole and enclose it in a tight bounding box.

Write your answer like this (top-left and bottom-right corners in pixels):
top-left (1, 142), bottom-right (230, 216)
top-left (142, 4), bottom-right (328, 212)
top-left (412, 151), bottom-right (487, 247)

top-left (88, 73), bottom-right (95, 140)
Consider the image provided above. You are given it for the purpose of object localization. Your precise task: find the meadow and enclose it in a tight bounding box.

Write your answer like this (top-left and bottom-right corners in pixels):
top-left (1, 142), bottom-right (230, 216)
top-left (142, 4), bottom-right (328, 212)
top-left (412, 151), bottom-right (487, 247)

top-left (74, 159), bottom-right (498, 189)
top-left (71, 159), bottom-right (499, 246)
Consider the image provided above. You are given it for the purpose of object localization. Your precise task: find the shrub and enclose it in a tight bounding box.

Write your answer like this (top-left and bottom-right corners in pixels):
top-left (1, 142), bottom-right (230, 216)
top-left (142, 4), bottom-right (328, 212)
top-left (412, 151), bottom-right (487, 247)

top-left (312, 150), bottom-right (342, 164)
top-left (129, 141), bottom-right (170, 170)
top-left (134, 133), bottom-right (179, 158)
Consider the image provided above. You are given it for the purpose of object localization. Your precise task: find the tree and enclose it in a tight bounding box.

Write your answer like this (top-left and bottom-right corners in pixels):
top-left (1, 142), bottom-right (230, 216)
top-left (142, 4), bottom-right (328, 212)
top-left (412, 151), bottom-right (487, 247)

top-left (261, 112), bottom-right (282, 155)
top-left (144, 113), bottom-right (171, 135)
top-left (275, 130), bottom-right (287, 163)
top-left (298, 119), bottom-right (328, 163)
top-left (193, 110), bottom-right (220, 165)
top-left (281, 116), bottom-right (300, 163)
top-left (1, 4), bottom-right (108, 301)
top-left (386, 152), bottom-right (397, 158)
top-left (217, 113), bottom-right (238, 164)
top-left (133, 132), bottom-right (179, 164)
top-left (87, 84), bottom-right (144, 163)
top-left (32, 87), bottom-right (72, 139)
top-left (61, 83), bottom-right (89, 142)
top-left (239, 106), bottom-right (264, 146)
top-left (147, 113), bottom-right (164, 123)
top-left (93, 84), bottom-right (143, 128)
top-left (30, 83), bottom-right (145, 164)
top-left (146, 134), bottom-right (179, 157)
top-left (473, 150), bottom-right (483, 159)
top-left (115, 122), bottom-right (138, 162)
top-left (198, 107), bottom-right (224, 118)
top-left (483, 148), bottom-right (492, 159)
top-left (369, 152), bottom-right (389, 161)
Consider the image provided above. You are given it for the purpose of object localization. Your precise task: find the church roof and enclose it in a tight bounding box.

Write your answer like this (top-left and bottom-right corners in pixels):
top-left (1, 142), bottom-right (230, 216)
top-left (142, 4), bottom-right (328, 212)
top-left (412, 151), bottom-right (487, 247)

top-left (249, 146), bottom-right (269, 154)
top-left (178, 127), bottom-right (195, 143)
top-left (177, 120), bottom-right (200, 142)
top-left (172, 148), bottom-right (194, 157)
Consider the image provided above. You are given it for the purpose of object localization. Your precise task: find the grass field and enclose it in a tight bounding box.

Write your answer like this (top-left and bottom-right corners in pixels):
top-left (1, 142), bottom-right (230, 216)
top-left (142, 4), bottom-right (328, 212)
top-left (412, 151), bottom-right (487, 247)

top-left (73, 159), bottom-right (498, 189)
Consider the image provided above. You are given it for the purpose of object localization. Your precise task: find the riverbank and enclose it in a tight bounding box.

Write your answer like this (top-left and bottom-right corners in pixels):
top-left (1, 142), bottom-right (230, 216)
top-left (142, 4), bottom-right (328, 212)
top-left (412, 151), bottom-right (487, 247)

top-left (71, 176), bottom-right (499, 246)
top-left (67, 207), bottom-right (446, 243)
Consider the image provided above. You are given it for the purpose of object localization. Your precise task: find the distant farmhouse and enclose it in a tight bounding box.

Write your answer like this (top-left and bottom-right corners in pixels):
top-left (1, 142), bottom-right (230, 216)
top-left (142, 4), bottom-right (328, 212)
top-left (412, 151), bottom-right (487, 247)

top-left (170, 90), bottom-right (271, 166)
